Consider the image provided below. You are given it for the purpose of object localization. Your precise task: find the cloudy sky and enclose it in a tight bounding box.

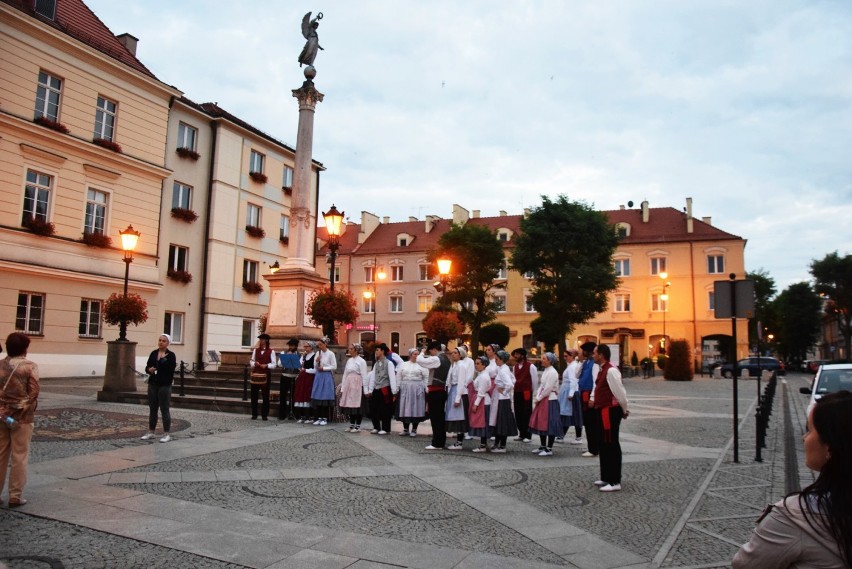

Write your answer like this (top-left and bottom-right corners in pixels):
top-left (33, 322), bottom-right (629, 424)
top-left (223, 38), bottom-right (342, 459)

top-left (86, 0), bottom-right (851, 290)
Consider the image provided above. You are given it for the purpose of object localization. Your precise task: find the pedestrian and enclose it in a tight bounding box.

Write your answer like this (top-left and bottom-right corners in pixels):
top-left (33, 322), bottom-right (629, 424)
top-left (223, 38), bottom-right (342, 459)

top-left (592, 344), bottom-right (630, 492)
top-left (249, 333), bottom-right (276, 421)
top-left (367, 343), bottom-right (397, 434)
top-left (469, 356), bottom-right (492, 453)
top-left (141, 334), bottom-right (177, 442)
top-left (0, 332), bottom-right (40, 507)
top-left (395, 348), bottom-right (427, 437)
top-left (293, 341), bottom-right (316, 423)
top-left (417, 341), bottom-right (451, 450)
top-left (512, 348), bottom-right (538, 444)
top-left (445, 346), bottom-right (470, 450)
top-left (558, 349), bottom-right (584, 444)
top-left (338, 344), bottom-right (368, 433)
top-left (578, 341), bottom-right (600, 457)
top-left (733, 390), bottom-right (852, 568)
top-left (489, 350), bottom-right (517, 453)
top-left (310, 337), bottom-right (337, 426)
top-left (529, 352), bottom-right (561, 456)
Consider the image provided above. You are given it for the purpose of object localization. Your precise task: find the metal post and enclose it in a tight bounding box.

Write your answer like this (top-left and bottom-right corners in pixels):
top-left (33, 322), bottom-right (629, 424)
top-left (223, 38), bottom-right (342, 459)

top-left (242, 365), bottom-right (249, 401)
top-left (179, 361), bottom-right (185, 397)
top-left (730, 274), bottom-right (739, 464)
top-left (119, 258), bottom-right (131, 341)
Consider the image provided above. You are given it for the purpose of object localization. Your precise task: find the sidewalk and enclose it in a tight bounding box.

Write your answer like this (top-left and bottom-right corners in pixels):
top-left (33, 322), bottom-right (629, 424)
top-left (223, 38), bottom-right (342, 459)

top-left (0, 374), bottom-right (814, 569)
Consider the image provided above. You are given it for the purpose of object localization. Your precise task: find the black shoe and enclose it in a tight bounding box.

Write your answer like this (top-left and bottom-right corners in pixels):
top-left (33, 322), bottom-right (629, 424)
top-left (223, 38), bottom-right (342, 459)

top-left (262, 417), bottom-right (268, 421)
top-left (251, 416), bottom-right (258, 420)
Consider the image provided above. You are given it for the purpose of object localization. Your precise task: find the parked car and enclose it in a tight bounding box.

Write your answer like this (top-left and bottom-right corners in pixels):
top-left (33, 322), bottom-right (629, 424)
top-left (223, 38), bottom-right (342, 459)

top-left (805, 360), bottom-right (829, 374)
top-left (800, 363), bottom-right (852, 415)
top-left (720, 356), bottom-right (785, 378)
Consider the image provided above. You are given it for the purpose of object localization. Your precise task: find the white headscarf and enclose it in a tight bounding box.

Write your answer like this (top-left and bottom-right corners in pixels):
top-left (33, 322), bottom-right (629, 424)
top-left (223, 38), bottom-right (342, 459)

top-left (159, 334), bottom-right (172, 345)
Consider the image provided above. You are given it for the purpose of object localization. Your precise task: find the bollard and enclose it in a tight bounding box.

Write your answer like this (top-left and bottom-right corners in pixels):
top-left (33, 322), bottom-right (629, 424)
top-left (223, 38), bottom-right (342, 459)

top-left (179, 361), bottom-right (185, 397)
top-left (242, 365), bottom-right (249, 401)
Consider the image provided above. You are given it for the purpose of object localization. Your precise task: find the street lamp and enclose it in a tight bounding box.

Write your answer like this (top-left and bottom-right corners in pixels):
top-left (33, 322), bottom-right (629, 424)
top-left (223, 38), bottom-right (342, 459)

top-left (268, 260), bottom-right (280, 274)
top-left (659, 272), bottom-right (671, 355)
top-left (118, 224), bottom-right (140, 341)
top-left (435, 257), bottom-right (452, 299)
top-left (322, 204), bottom-right (344, 291)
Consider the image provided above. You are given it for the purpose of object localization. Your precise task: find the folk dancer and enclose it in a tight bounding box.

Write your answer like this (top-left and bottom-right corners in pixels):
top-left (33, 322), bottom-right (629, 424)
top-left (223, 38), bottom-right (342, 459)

top-left (339, 344), bottom-right (369, 432)
top-left (396, 348), bottom-right (427, 436)
top-left (592, 344), bottom-right (630, 492)
top-left (417, 341), bottom-right (451, 450)
top-left (528, 352), bottom-right (561, 456)
top-left (249, 333), bottom-right (276, 421)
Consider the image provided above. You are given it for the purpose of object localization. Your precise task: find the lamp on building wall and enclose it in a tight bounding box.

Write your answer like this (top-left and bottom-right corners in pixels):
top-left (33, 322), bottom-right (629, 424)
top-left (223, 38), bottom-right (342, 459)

top-left (118, 224), bottom-right (140, 341)
top-left (322, 204), bottom-right (344, 292)
top-left (660, 272), bottom-right (671, 354)
top-left (268, 260), bottom-right (280, 274)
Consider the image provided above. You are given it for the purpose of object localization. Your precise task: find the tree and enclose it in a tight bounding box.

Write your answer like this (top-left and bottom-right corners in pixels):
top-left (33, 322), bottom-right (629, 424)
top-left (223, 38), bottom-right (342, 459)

top-left (811, 252), bottom-right (852, 360)
top-left (422, 307), bottom-right (463, 345)
top-left (479, 322), bottom-right (510, 350)
top-left (772, 282), bottom-right (822, 364)
top-left (747, 268), bottom-right (778, 349)
top-left (428, 223), bottom-right (505, 353)
top-left (664, 339), bottom-right (693, 381)
top-left (511, 195), bottom-right (620, 359)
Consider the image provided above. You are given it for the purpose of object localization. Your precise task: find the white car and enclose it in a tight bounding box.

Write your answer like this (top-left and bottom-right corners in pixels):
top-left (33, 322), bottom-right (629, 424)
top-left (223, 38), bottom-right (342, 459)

top-left (800, 363), bottom-right (852, 416)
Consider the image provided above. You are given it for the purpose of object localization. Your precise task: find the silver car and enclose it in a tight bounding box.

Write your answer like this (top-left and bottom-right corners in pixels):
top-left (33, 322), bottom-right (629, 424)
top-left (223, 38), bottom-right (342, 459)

top-left (800, 363), bottom-right (852, 416)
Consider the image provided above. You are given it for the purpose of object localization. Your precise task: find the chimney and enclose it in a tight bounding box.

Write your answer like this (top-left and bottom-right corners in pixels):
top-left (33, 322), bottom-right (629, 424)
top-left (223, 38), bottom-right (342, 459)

top-left (523, 208), bottom-right (531, 218)
top-left (641, 200), bottom-right (649, 223)
top-left (472, 210), bottom-right (480, 218)
top-left (116, 33), bottom-right (139, 56)
top-left (358, 211), bottom-right (381, 243)
top-left (686, 197), bottom-right (694, 234)
top-left (452, 204), bottom-right (469, 225)
top-left (425, 215), bottom-right (440, 233)
top-left (499, 210), bottom-right (507, 217)
top-left (619, 205), bottom-right (626, 210)
top-left (382, 216), bottom-right (389, 224)
top-left (702, 216), bottom-right (712, 226)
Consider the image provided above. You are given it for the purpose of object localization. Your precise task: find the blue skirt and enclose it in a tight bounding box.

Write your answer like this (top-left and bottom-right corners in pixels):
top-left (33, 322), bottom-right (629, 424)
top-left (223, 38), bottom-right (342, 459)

top-left (311, 370), bottom-right (335, 404)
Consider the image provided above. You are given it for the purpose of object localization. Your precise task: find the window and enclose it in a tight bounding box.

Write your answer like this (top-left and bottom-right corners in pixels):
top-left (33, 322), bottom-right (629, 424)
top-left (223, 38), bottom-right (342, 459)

top-left (280, 215), bottom-right (290, 240)
top-left (614, 259), bottom-right (631, 277)
top-left (498, 231), bottom-right (509, 242)
top-left (616, 223), bottom-right (630, 238)
top-left (79, 299), bottom-right (101, 338)
top-left (417, 295), bottom-right (433, 313)
top-left (283, 166), bottom-right (294, 188)
top-left (34, 0), bottom-right (57, 19)
top-left (84, 189), bottom-right (108, 235)
top-left (708, 291), bottom-right (716, 310)
top-left (419, 264), bottom-right (432, 281)
top-left (391, 266), bottom-right (404, 282)
top-left (172, 182), bottom-right (192, 210)
top-left (16, 292), bottom-right (44, 335)
top-left (93, 96), bottom-right (117, 141)
top-left (249, 150), bottom-right (264, 174)
top-left (363, 296), bottom-right (375, 313)
top-left (399, 238), bottom-right (407, 247)
top-left (35, 71), bottom-right (62, 121)
top-left (524, 294), bottom-right (535, 313)
top-left (496, 260), bottom-right (508, 280)
top-left (241, 319), bottom-right (255, 347)
top-left (243, 259), bottom-right (259, 284)
top-left (164, 312), bottom-right (184, 344)
top-left (650, 257), bottom-right (667, 276)
top-left (246, 203), bottom-right (261, 227)
top-left (614, 293), bottom-right (631, 312)
top-left (390, 295), bottom-right (403, 313)
top-left (365, 267), bottom-right (375, 283)
top-left (168, 244), bottom-right (189, 271)
top-left (524, 271), bottom-right (535, 280)
top-left (327, 265), bottom-right (340, 283)
top-left (23, 169), bottom-right (51, 224)
top-left (652, 293), bottom-right (668, 312)
top-left (177, 122), bottom-right (197, 151)
top-left (707, 255), bottom-right (725, 274)
top-left (493, 294), bottom-right (507, 313)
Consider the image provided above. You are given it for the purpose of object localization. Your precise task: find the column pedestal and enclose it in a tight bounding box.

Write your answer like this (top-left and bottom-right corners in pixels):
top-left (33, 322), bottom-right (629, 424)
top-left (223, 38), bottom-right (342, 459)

top-left (264, 267), bottom-right (325, 342)
top-left (100, 340), bottom-right (138, 392)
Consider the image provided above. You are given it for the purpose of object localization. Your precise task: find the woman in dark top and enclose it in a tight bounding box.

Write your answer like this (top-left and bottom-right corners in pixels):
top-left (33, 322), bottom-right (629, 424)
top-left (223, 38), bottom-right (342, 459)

top-left (141, 334), bottom-right (177, 443)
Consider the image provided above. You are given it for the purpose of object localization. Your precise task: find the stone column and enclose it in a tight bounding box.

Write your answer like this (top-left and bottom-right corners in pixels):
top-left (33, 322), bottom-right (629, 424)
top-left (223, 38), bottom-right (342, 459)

top-left (98, 340), bottom-right (138, 398)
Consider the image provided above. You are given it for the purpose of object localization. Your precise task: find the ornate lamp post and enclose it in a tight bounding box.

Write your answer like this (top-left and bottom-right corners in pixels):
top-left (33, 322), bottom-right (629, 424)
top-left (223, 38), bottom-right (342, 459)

top-left (659, 272), bottom-right (671, 354)
top-left (436, 258), bottom-right (452, 299)
top-left (118, 224), bottom-right (140, 341)
top-left (322, 204), bottom-right (344, 291)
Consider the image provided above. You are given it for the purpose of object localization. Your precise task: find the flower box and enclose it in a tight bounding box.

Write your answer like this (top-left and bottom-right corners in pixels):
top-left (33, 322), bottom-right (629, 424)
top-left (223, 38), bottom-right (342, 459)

top-left (176, 147), bottom-right (200, 161)
top-left (79, 232), bottom-right (112, 248)
top-left (280, 236), bottom-right (290, 245)
top-left (93, 138), bottom-right (122, 153)
top-left (22, 216), bottom-right (55, 236)
top-left (170, 207), bottom-right (198, 223)
top-left (282, 186), bottom-right (293, 195)
top-left (245, 225), bottom-right (266, 238)
top-left (249, 171), bottom-right (268, 184)
top-left (34, 116), bottom-right (69, 134)
top-left (103, 292), bottom-right (148, 326)
top-left (243, 281), bottom-right (264, 294)
top-left (167, 269), bottom-right (193, 284)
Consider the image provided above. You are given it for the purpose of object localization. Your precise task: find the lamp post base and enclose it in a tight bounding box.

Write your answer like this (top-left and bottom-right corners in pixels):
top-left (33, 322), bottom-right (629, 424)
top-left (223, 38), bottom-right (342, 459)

top-left (101, 340), bottom-right (138, 392)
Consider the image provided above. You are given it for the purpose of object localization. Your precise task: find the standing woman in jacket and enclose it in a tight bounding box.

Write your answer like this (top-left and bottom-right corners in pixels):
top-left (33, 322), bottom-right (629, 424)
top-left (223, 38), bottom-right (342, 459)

top-left (310, 337), bottom-right (337, 426)
top-left (141, 334), bottom-right (177, 443)
top-left (0, 332), bottom-right (40, 507)
top-left (338, 344), bottom-right (369, 433)
top-left (733, 390), bottom-right (852, 568)
top-left (489, 350), bottom-right (517, 453)
top-left (529, 352), bottom-right (562, 456)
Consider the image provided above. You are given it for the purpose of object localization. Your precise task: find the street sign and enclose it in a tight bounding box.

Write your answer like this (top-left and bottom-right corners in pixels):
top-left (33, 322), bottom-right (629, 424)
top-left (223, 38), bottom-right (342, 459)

top-left (714, 279), bottom-right (755, 319)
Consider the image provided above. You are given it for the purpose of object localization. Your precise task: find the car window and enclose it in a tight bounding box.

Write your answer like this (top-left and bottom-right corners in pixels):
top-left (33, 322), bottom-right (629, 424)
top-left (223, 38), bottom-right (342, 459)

top-left (815, 370), bottom-right (852, 394)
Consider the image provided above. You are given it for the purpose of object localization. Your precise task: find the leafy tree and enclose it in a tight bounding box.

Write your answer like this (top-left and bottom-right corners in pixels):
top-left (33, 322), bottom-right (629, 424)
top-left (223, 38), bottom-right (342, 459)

top-left (664, 339), bottom-right (693, 381)
top-left (772, 282), bottom-right (821, 364)
top-left (810, 252), bottom-right (852, 360)
top-left (428, 223), bottom-right (505, 353)
top-left (422, 307), bottom-right (464, 345)
top-left (510, 195), bottom-right (620, 359)
top-left (479, 322), bottom-right (510, 350)
top-left (747, 268), bottom-right (778, 349)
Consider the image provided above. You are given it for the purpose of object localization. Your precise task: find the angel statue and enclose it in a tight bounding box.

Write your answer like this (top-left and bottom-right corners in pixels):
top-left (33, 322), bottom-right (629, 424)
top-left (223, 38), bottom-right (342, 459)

top-left (298, 12), bottom-right (324, 67)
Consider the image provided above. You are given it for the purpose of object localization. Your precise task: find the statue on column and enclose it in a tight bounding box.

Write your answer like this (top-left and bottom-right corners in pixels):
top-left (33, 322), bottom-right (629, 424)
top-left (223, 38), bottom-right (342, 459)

top-left (298, 12), bottom-right (324, 67)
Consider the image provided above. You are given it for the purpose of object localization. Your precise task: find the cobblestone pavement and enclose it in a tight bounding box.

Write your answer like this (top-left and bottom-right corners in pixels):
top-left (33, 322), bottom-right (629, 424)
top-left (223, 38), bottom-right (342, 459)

top-left (0, 374), bottom-right (815, 569)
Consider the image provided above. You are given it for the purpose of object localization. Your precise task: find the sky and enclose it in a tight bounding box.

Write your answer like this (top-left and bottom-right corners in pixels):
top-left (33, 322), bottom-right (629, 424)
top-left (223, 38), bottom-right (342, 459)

top-left (85, 0), bottom-right (852, 291)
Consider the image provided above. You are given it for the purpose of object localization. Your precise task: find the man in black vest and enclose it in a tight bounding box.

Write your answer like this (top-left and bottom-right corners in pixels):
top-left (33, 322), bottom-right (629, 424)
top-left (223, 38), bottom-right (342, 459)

top-left (417, 341), bottom-right (451, 450)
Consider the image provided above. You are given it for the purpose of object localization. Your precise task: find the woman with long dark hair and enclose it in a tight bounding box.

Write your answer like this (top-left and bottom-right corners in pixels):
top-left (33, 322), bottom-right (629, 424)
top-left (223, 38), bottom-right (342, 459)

top-left (733, 390), bottom-right (852, 568)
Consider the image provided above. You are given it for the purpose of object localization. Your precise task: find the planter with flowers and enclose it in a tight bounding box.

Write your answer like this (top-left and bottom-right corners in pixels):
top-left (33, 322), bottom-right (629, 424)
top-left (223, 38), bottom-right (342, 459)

top-left (103, 292), bottom-right (149, 328)
top-left (22, 216), bottom-right (55, 236)
top-left (93, 138), bottom-right (122, 153)
top-left (282, 186), bottom-right (293, 196)
top-left (307, 287), bottom-right (359, 332)
top-left (245, 225), bottom-right (266, 239)
top-left (167, 269), bottom-right (193, 284)
top-left (176, 147), bottom-right (200, 161)
top-left (34, 116), bottom-right (69, 134)
top-left (171, 207), bottom-right (198, 223)
top-left (79, 232), bottom-right (112, 248)
top-left (243, 281), bottom-right (264, 295)
top-left (249, 171), bottom-right (268, 184)
top-left (280, 236), bottom-right (290, 245)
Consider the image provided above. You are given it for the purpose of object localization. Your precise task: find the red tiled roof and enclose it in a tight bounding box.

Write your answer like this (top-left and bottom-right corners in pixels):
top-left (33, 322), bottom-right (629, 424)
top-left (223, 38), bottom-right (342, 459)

top-left (3, 0), bottom-right (157, 78)
top-left (605, 207), bottom-right (742, 244)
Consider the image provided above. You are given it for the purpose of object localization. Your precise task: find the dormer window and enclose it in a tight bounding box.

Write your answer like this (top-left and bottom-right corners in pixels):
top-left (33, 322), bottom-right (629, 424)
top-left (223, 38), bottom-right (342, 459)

top-left (497, 228), bottom-right (513, 242)
top-left (399, 238), bottom-right (407, 246)
top-left (35, 0), bottom-right (56, 19)
top-left (396, 232), bottom-right (413, 247)
top-left (616, 222), bottom-right (631, 238)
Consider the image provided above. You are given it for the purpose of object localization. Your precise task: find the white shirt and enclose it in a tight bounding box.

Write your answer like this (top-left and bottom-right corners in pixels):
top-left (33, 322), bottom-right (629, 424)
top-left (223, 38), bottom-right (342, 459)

top-left (343, 355), bottom-right (368, 380)
top-left (494, 363), bottom-right (515, 400)
top-left (564, 360), bottom-right (581, 397)
top-left (536, 366), bottom-right (560, 402)
top-left (315, 348), bottom-right (337, 373)
top-left (473, 370), bottom-right (492, 407)
top-left (366, 357), bottom-right (398, 394)
top-left (249, 349), bottom-right (277, 369)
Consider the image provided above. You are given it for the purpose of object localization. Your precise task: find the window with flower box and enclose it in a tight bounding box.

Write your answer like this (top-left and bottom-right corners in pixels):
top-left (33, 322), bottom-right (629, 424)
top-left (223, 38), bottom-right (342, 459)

top-left (35, 70), bottom-right (62, 121)
top-left (93, 96), bottom-right (117, 141)
top-left (280, 215), bottom-right (290, 242)
top-left (173, 182), bottom-right (192, 210)
top-left (84, 189), bottom-right (108, 235)
top-left (79, 299), bottom-right (101, 338)
top-left (23, 169), bottom-right (51, 225)
top-left (177, 122), bottom-right (197, 151)
top-left (16, 292), bottom-right (44, 335)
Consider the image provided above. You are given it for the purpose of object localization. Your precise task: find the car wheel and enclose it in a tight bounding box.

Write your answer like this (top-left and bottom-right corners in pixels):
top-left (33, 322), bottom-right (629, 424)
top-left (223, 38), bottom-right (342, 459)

top-left (723, 370), bottom-right (733, 379)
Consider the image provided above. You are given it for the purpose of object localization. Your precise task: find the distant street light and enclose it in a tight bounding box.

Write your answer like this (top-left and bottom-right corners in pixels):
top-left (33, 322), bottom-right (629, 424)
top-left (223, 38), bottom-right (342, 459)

top-left (660, 272), bottom-right (671, 354)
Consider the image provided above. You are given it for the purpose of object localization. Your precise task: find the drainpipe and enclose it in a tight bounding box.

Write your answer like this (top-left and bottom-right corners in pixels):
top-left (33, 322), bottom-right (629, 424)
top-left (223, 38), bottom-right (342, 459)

top-left (197, 120), bottom-right (218, 367)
